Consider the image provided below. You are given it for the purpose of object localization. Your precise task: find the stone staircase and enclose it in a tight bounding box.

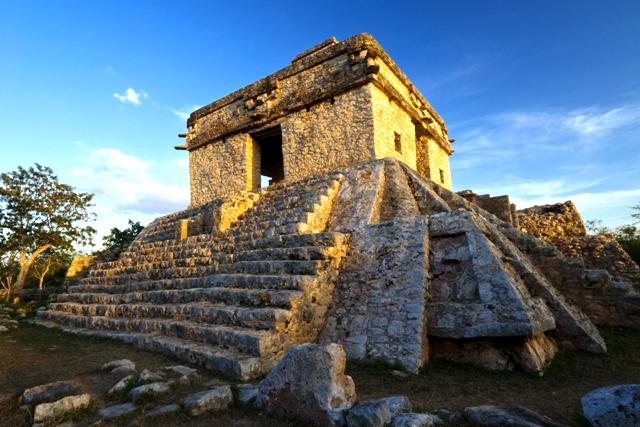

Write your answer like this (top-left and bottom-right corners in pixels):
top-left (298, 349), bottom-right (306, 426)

top-left (37, 173), bottom-right (349, 380)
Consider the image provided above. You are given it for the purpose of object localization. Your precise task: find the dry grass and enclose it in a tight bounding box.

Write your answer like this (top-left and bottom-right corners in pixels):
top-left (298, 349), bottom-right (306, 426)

top-left (1, 316), bottom-right (639, 427)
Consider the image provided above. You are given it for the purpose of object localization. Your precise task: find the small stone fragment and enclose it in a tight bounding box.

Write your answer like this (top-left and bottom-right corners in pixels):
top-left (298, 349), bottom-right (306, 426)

top-left (33, 394), bottom-right (91, 425)
top-left (182, 385), bottom-right (233, 416)
top-left (462, 405), bottom-right (565, 427)
top-left (235, 383), bottom-right (258, 405)
top-left (101, 359), bottom-right (136, 374)
top-left (99, 402), bottom-right (137, 420)
top-left (107, 375), bottom-right (137, 396)
top-left (347, 399), bottom-right (391, 427)
top-left (382, 396), bottom-right (412, 415)
top-left (391, 370), bottom-right (410, 378)
top-left (164, 365), bottom-right (197, 377)
top-left (138, 369), bottom-right (165, 384)
top-left (581, 384), bottom-right (640, 427)
top-left (143, 403), bottom-right (181, 418)
top-left (0, 325), bottom-right (8, 332)
top-left (129, 382), bottom-right (171, 402)
top-left (21, 380), bottom-right (78, 405)
top-left (392, 413), bottom-right (442, 427)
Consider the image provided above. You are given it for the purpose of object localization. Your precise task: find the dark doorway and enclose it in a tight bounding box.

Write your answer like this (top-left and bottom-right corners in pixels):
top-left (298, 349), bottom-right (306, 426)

top-left (252, 126), bottom-right (284, 187)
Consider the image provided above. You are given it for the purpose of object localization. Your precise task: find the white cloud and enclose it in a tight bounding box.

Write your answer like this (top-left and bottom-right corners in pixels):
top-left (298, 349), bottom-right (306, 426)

top-left (113, 87), bottom-right (149, 106)
top-left (69, 148), bottom-right (189, 247)
top-left (452, 103), bottom-right (640, 170)
top-left (172, 105), bottom-right (201, 121)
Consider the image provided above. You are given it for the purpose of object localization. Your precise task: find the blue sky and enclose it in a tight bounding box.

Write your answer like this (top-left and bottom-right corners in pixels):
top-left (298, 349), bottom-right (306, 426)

top-left (1, 1), bottom-right (639, 245)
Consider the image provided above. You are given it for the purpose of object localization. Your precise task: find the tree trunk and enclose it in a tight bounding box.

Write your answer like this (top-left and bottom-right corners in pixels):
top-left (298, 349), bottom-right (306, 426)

top-left (38, 261), bottom-right (51, 290)
top-left (11, 243), bottom-right (51, 301)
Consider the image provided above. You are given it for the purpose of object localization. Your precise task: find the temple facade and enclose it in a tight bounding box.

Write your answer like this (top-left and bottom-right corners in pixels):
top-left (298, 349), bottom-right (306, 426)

top-left (180, 34), bottom-right (454, 206)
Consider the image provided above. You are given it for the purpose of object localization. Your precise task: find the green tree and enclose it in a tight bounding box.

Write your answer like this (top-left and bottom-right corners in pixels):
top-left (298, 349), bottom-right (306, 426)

top-left (101, 219), bottom-right (144, 256)
top-left (0, 164), bottom-right (95, 301)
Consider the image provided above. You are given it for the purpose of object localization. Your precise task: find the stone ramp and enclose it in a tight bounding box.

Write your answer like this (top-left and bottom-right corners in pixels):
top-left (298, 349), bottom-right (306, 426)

top-left (38, 173), bottom-right (348, 380)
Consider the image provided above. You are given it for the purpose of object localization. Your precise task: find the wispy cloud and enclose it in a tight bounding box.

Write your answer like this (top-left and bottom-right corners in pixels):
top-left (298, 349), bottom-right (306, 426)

top-left (172, 104), bottom-right (201, 121)
top-left (69, 148), bottom-right (189, 245)
top-left (113, 87), bottom-right (149, 106)
top-left (452, 103), bottom-right (640, 170)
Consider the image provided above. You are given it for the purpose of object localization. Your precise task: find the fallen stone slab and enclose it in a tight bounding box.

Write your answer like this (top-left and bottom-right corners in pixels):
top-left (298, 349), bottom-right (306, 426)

top-left (139, 369), bottom-right (165, 384)
top-left (236, 383), bottom-right (258, 405)
top-left (21, 380), bottom-right (79, 405)
top-left (462, 405), bottom-right (566, 427)
top-left (392, 413), bottom-right (442, 427)
top-left (99, 402), bottom-right (137, 420)
top-left (101, 359), bottom-right (136, 375)
top-left (257, 343), bottom-right (356, 426)
top-left (143, 403), bottom-right (181, 418)
top-left (182, 385), bottom-right (233, 416)
top-left (107, 374), bottom-right (137, 396)
top-left (33, 393), bottom-right (92, 425)
top-left (129, 382), bottom-right (171, 402)
top-left (581, 384), bottom-right (640, 427)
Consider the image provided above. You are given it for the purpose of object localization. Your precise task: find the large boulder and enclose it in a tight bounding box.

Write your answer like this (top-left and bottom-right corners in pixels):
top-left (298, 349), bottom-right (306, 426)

top-left (581, 384), bottom-right (640, 427)
top-left (256, 343), bottom-right (356, 426)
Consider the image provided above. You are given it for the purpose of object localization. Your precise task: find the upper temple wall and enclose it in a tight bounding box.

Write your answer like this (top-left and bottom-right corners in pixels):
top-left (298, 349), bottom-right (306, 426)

top-left (185, 34), bottom-right (453, 205)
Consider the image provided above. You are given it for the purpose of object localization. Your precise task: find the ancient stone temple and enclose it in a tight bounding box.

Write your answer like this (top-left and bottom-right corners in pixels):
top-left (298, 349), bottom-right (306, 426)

top-left (38, 34), bottom-right (639, 380)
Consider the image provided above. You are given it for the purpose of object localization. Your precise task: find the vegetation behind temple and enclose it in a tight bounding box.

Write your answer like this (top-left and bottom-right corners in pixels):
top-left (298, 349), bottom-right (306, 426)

top-left (587, 203), bottom-right (640, 265)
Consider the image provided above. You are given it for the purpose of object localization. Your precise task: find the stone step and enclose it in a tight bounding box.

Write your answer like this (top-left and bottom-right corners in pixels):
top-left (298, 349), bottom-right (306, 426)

top-left (57, 287), bottom-right (303, 309)
top-left (92, 246), bottom-right (334, 276)
top-left (219, 260), bottom-right (327, 276)
top-left (258, 173), bottom-right (343, 197)
top-left (69, 274), bottom-right (315, 295)
top-left (48, 301), bottom-right (290, 330)
top-left (39, 311), bottom-right (282, 357)
top-left (34, 320), bottom-right (267, 380)
top-left (80, 259), bottom-right (325, 286)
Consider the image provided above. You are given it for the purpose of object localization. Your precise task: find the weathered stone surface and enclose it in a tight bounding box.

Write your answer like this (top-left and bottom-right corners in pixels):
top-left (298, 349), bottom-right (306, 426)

top-left (138, 369), bottom-right (164, 384)
top-left (236, 383), bottom-right (259, 405)
top-left (164, 365), bottom-right (197, 377)
top-left (0, 325), bottom-right (8, 332)
top-left (181, 385), bottom-right (233, 416)
top-left (21, 380), bottom-right (78, 405)
top-left (99, 402), bottom-right (136, 420)
top-left (462, 405), bottom-right (566, 427)
top-left (107, 374), bottom-right (136, 395)
top-left (346, 396), bottom-right (411, 427)
top-left (129, 382), bottom-right (171, 402)
top-left (581, 384), bottom-right (640, 427)
top-left (391, 413), bottom-right (442, 427)
top-left (322, 212), bottom-right (430, 372)
top-left (33, 394), bottom-right (91, 424)
top-left (256, 343), bottom-right (356, 426)
top-left (346, 400), bottom-right (391, 427)
top-left (143, 403), bottom-right (181, 418)
top-left (101, 359), bottom-right (136, 374)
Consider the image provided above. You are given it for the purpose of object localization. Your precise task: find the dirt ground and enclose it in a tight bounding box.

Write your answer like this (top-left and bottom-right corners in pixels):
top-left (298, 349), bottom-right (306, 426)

top-left (1, 321), bottom-right (639, 426)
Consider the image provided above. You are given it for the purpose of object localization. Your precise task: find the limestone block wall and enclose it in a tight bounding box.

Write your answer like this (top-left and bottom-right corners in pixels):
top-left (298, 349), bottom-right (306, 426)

top-left (189, 134), bottom-right (252, 206)
top-left (424, 139), bottom-right (452, 190)
top-left (370, 84), bottom-right (417, 170)
top-left (320, 216), bottom-right (430, 373)
top-left (281, 86), bottom-right (375, 182)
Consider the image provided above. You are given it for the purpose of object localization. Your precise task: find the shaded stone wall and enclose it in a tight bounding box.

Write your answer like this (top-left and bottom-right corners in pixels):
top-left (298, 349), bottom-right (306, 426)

top-left (321, 216), bottom-right (430, 373)
top-left (458, 190), bottom-right (518, 227)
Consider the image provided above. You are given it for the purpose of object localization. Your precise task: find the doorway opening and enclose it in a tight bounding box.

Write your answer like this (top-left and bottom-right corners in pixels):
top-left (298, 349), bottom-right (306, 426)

top-left (251, 125), bottom-right (284, 188)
